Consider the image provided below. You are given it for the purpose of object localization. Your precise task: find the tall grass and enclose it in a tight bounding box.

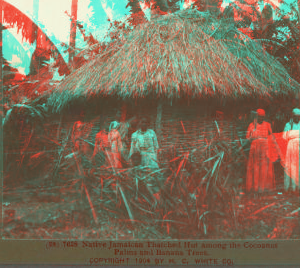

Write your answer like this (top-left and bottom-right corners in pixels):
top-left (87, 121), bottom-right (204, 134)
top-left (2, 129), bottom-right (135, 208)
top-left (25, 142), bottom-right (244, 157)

top-left (34, 118), bottom-right (248, 239)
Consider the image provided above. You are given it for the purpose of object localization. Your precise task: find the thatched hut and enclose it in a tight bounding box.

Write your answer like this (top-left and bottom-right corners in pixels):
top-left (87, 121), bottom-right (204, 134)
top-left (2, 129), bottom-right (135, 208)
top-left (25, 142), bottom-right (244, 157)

top-left (48, 8), bottom-right (299, 163)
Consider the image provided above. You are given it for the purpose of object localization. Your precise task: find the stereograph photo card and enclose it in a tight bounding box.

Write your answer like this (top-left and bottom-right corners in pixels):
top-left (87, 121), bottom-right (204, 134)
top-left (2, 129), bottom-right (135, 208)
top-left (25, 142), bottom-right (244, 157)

top-left (0, 0), bottom-right (299, 266)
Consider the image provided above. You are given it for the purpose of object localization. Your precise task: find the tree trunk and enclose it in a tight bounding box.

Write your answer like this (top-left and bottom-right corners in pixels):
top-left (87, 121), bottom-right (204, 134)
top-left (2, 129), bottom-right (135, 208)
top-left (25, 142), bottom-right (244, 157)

top-left (69, 0), bottom-right (78, 65)
top-left (33, 0), bottom-right (40, 79)
top-left (32, 0), bottom-right (39, 43)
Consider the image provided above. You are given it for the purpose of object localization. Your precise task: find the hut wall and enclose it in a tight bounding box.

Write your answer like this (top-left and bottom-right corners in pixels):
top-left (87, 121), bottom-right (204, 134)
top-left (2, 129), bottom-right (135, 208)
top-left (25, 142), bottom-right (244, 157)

top-left (156, 102), bottom-right (251, 164)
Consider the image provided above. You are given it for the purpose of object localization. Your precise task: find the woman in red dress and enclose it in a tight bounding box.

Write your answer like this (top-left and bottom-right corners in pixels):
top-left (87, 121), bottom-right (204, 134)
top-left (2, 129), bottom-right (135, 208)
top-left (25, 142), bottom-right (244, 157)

top-left (246, 109), bottom-right (275, 193)
top-left (108, 121), bottom-right (123, 169)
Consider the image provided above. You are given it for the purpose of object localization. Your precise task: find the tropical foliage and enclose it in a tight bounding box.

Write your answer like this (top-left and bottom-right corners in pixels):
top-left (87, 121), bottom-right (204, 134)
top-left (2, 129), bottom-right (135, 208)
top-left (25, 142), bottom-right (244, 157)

top-left (3, 115), bottom-right (299, 239)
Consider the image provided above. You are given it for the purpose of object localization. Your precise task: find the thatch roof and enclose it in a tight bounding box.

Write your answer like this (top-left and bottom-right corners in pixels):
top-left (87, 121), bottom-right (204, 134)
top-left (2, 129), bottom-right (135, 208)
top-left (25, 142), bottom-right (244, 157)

top-left (48, 8), bottom-right (300, 112)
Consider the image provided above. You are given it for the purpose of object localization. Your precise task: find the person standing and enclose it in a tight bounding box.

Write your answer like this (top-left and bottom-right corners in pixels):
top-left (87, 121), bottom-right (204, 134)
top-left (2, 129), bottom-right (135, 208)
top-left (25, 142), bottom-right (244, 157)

top-left (130, 117), bottom-right (161, 205)
top-left (282, 108), bottom-right (300, 194)
top-left (72, 121), bottom-right (85, 151)
top-left (129, 117), bottom-right (159, 170)
top-left (91, 122), bottom-right (109, 164)
top-left (108, 121), bottom-right (123, 169)
top-left (72, 121), bottom-right (92, 156)
top-left (117, 115), bottom-right (138, 164)
top-left (72, 120), bottom-right (92, 174)
top-left (246, 109), bottom-right (275, 193)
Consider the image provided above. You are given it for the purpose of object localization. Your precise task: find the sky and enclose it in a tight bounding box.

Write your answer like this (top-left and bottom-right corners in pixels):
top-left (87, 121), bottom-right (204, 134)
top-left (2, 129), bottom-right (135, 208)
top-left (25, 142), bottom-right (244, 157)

top-left (3, 0), bottom-right (300, 76)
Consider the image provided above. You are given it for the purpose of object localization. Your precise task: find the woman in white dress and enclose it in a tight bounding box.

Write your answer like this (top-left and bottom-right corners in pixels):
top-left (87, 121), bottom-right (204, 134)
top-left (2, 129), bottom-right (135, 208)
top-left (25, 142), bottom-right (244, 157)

top-left (108, 121), bottom-right (123, 169)
top-left (129, 117), bottom-right (159, 170)
top-left (283, 108), bottom-right (300, 193)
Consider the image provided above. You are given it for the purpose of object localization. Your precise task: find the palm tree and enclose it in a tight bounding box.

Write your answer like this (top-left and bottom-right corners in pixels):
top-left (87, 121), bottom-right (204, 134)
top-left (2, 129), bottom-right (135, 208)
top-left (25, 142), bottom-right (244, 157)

top-left (69, 0), bottom-right (78, 65)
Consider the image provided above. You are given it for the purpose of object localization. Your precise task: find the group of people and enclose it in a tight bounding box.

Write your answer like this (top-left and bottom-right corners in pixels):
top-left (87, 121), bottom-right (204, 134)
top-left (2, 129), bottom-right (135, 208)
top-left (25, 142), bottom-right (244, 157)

top-left (73, 116), bottom-right (160, 171)
top-left (246, 108), bottom-right (300, 194)
top-left (71, 107), bottom-right (300, 195)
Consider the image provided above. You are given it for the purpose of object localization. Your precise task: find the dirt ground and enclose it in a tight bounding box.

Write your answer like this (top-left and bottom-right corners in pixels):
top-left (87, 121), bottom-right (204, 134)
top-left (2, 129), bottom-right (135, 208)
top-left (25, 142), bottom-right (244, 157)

top-left (3, 175), bottom-right (299, 240)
